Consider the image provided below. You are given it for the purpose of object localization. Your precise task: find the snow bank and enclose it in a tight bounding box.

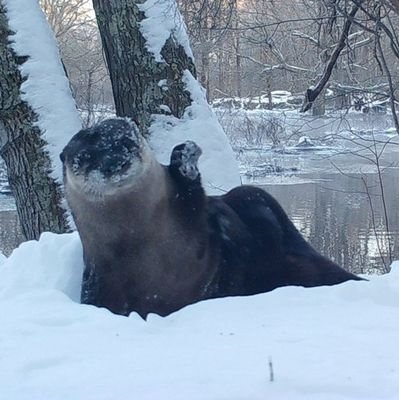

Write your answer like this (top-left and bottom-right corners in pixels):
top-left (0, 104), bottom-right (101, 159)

top-left (150, 71), bottom-right (241, 194)
top-left (0, 233), bottom-right (398, 400)
top-left (4, 0), bottom-right (82, 183)
top-left (0, 232), bottom-right (83, 301)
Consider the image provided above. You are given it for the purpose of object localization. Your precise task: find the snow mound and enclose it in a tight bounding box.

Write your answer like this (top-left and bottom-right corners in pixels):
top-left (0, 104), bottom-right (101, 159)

top-left (150, 71), bottom-right (240, 194)
top-left (1, 233), bottom-right (399, 399)
top-left (0, 232), bottom-right (83, 301)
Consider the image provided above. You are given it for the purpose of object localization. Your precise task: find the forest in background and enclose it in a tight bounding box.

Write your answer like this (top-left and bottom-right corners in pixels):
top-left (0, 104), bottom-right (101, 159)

top-left (40, 0), bottom-right (399, 124)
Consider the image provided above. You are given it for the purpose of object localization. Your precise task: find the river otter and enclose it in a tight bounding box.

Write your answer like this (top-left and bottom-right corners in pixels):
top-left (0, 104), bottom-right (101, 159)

top-left (61, 118), bottom-right (363, 318)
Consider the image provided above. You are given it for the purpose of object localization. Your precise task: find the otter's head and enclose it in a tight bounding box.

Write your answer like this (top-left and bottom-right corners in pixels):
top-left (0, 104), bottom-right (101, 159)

top-left (61, 118), bottom-right (151, 198)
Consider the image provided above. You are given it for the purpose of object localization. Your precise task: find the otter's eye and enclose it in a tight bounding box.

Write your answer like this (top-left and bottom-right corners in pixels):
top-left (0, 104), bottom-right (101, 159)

top-left (171, 150), bottom-right (182, 164)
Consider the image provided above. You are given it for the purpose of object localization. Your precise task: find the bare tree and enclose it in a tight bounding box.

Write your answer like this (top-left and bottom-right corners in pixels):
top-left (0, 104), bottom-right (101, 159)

top-left (298, 0), bottom-right (399, 124)
top-left (40, 0), bottom-right (92, 43)
top-left (61, 23), bottom-right (113, 125)
top-left (173, 0), bottom-right (398, 118)
top-left (0, 4), bottom-right (70, 239)
top-left (301, 2), bottom-right (362, 113)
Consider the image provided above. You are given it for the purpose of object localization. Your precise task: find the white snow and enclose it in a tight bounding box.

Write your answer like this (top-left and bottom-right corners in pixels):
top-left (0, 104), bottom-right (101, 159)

top-left (159, 104), bottom-right (172, 113)
top-left (297, 136), bottom-right (314, 146)
top-left (4, 0), bottom-right (82, 183)
top-left (158, 79), bottom-right (168, 89)
top-left (0, 251), bottom-right (6, 265)
top-left (150, 70), bottom-right (240, 194)
top-left (0, 232), bottom-right (398, 399)
top-left (270, 90), bottom-right (292, 104)
top-left (139, 0), bottom-right (194, 62)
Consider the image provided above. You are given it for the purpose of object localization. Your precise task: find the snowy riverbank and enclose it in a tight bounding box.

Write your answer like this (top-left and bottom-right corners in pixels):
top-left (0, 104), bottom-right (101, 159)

top-left (0, 232), bottom-right (398, 399)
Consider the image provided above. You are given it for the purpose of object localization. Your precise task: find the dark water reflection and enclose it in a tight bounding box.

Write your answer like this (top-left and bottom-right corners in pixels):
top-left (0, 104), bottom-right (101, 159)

top-left (262, 168), bottom-right (399, 275)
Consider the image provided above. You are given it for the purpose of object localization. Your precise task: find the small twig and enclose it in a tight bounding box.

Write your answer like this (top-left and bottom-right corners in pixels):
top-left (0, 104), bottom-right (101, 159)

top-left (268, 357), bottom-right (274, 383)
top-left (206, 181), bottom-right (228, 193)
top-left (361, 175), bottom-right (389, 272)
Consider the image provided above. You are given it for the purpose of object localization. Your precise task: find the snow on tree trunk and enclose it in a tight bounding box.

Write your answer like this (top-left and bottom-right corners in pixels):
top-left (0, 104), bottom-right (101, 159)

top-left (92, 0), bottom-right (196, 134)
top-left (0, 1), bottom-right (82, 239)
top-left (92, 0), bottom-right (240, 193)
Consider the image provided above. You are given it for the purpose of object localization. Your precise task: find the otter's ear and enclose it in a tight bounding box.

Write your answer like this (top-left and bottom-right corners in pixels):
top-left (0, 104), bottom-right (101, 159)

top-left (60, 151), bottom-right (65, 163)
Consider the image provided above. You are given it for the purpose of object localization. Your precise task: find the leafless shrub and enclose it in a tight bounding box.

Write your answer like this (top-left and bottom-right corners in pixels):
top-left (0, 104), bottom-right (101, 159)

top-left (238, 113), bottom-right (286, 147)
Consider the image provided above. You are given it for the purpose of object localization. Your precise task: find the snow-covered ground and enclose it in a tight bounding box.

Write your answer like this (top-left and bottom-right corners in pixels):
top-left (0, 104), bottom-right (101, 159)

top-left (0, 232), bottom-right (398, 400)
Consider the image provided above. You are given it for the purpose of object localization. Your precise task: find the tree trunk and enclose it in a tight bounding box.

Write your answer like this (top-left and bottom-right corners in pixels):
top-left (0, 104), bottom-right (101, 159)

top-left (266, 74), bottom-right (273, 110)
top-left (0, 4), bottom-right (70, 240)
top-left (217, 48), bottom-right (225, 97)
top-left (312, 88), bottom-right (326, 116)
top-left (235, 38), bottom-right (242, 98)
top-left (92, 0), bottom-right (196, 136)
top-left (200, 45), bottom-right (210, 101)
top-left (301, 3), bottom-right (360, 113)
top-left (233, 2), bottom-right (242, 98)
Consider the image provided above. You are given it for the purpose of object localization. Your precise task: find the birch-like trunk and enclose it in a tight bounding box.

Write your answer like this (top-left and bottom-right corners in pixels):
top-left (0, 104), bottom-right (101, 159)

top-left (0, 4), bottom-right (69, 240)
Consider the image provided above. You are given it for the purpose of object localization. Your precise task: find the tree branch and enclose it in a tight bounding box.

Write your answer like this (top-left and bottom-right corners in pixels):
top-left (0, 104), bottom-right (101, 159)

top-left (300, 3), bottom-right (361, 113)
